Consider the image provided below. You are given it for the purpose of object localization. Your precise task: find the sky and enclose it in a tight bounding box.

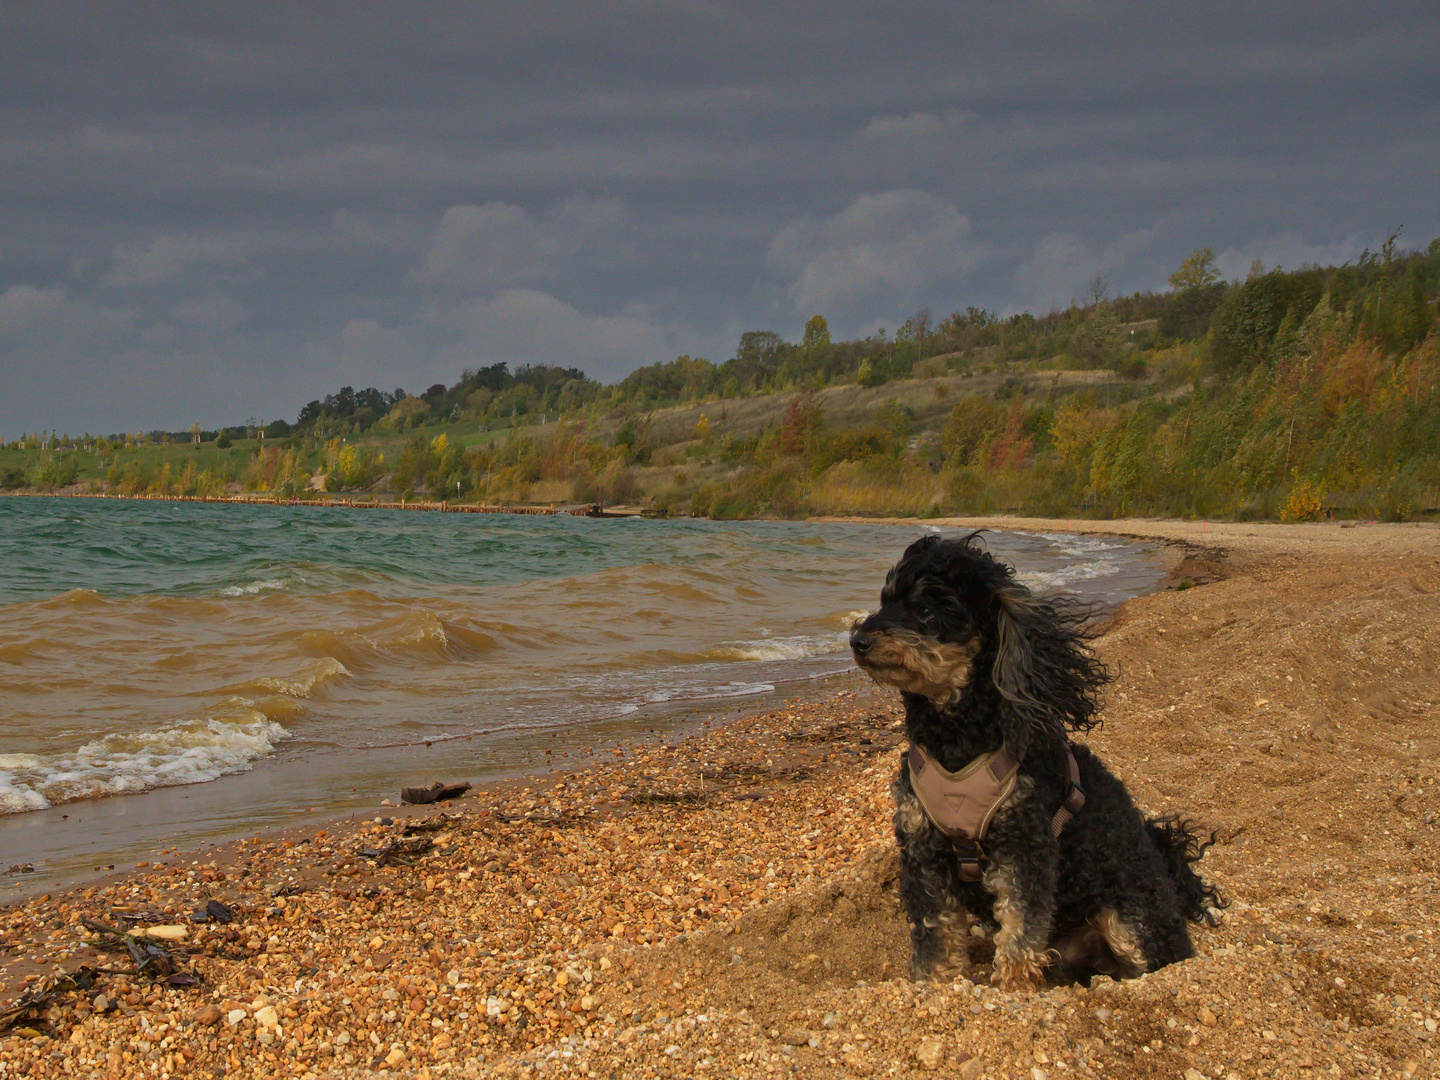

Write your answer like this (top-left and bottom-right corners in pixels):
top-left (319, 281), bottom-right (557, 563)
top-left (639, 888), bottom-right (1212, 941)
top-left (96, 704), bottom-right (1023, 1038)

top-left (1, 2), bottom-right (1437, 438)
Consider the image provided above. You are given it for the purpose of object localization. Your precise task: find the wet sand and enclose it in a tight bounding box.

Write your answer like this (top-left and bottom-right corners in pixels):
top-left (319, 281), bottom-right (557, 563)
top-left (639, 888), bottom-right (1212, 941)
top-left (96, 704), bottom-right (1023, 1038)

top-left (2, 518), bottom-right (1437, 1080)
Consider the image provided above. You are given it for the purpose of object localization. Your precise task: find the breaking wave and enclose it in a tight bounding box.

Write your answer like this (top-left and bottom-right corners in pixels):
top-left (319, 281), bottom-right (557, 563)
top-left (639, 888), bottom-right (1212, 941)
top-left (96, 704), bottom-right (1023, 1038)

top-left (0, 713), bottom-right (291, 814)
top-left (219, 577), bottom-right (290, 597)
top-left (706, 633), bottom-right (847, 662)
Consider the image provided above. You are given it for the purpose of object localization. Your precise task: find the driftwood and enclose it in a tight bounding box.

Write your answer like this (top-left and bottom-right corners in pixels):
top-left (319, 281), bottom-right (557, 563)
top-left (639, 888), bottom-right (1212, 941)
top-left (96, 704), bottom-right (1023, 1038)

top-left (359, 836), bottom-right (435, 867)
top-left (400, 781), bottom-right (471, 805)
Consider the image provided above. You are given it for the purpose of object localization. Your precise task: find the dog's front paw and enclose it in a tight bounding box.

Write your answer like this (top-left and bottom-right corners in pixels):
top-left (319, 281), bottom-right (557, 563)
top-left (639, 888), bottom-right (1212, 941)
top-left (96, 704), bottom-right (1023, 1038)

top-left (991, 947), bottom-right (1049, 991)
top-left (910, 951), bottom-right (971, 984)
top-left (910, 913), bottom-right (974, 983)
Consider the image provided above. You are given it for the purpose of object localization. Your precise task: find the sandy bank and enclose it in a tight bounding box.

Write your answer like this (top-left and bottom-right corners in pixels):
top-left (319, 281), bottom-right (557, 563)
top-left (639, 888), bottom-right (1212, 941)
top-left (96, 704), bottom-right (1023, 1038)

top-left (2, 519), bottom-right (1437, 1080)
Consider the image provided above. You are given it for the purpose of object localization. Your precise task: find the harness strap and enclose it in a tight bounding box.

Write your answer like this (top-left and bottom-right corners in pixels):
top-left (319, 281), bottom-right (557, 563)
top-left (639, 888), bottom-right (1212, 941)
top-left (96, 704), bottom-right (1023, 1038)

top-left (907, 742), bottom-right (1085, 881)
top-left (1051, 745), bottom-right (1086, 838)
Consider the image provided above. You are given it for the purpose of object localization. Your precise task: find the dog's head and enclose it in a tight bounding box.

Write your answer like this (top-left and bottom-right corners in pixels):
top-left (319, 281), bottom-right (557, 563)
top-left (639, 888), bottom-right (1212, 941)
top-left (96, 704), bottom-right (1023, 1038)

top-left (850, 532), bottom-right (1109, 756)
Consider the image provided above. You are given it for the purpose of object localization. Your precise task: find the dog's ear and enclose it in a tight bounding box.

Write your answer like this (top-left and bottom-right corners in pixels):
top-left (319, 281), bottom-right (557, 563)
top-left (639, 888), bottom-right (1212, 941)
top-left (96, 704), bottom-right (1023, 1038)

top-left (992, 587), bottom-right (1051, 758)
top-left (991, 586), bottom-right (1110, 756)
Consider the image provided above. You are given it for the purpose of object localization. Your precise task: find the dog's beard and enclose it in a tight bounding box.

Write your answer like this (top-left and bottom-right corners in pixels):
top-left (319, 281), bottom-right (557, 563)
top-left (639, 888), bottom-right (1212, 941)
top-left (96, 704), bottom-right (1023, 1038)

top-left (852, 628), bottom-right (978, 705)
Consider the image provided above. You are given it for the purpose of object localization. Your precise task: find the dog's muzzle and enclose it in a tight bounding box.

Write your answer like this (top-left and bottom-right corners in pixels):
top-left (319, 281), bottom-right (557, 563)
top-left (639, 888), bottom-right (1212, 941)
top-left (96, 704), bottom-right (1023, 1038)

top-left (849, 629), bottom-right (875, 656)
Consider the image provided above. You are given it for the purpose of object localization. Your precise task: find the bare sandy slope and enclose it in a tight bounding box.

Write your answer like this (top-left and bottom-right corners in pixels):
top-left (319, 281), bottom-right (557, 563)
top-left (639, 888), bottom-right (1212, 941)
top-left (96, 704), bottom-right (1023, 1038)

top-left (1, 520), bottom-right (1437, 1080)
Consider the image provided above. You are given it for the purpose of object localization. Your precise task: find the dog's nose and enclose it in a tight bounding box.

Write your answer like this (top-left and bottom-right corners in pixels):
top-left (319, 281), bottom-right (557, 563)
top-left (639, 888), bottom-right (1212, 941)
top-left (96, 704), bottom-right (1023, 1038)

top-left (850, 630), bottom-right (874, 654)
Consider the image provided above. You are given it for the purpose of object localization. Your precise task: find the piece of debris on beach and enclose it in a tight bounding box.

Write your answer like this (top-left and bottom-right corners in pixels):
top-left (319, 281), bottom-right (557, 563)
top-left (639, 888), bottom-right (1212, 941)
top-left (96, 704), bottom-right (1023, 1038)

top-left (399, 780), bottom-right (472, 805)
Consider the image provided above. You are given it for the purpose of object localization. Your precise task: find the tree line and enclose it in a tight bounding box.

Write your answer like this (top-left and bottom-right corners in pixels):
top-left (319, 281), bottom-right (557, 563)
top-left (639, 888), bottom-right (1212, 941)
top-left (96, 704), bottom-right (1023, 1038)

top-left (5, 236), bottom-right (1437, 522)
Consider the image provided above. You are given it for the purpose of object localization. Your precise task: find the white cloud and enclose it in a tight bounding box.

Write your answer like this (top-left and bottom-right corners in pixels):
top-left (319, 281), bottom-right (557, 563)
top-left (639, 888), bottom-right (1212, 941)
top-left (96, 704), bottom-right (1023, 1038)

top-left (409, 195), bottom-right (625, 290)
top-left (768, 190), bottom-right (983, 315)
top-left (286, 286), bottom-right (713, 403)
top-left (329, 208), bottom-right (416, 249)
top-left (411, 203), bottom-right (554, 288)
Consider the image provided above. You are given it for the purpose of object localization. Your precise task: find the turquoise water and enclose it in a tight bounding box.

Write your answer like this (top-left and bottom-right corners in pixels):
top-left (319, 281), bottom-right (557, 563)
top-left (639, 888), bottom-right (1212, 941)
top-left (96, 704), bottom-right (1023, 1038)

top-left (0, 496), bottom-right (861, 604)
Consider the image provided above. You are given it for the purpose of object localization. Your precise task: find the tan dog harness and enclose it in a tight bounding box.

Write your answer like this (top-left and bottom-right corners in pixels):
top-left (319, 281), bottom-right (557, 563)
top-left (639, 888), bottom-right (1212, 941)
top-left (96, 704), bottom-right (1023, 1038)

top-left (907, 742), bottom-right (1086, 882)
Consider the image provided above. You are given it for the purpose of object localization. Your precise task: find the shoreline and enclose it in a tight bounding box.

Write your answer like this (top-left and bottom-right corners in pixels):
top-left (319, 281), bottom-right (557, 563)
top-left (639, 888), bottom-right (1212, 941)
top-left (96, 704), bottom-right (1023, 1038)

top-left (0, 490), bottom-right (643, 517)
top-left (0, 668), bottom-right (861, 907)
top-left (2, 518), bottom-right (1436, 1079)
top-left (8, 489), bottom-right (1437, 532)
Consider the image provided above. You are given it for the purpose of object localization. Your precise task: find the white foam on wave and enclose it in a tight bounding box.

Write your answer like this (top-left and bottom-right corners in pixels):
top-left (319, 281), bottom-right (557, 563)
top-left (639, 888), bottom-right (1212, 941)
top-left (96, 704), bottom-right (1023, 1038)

top-left (0, 713), bottom-right (291, 814)
top-left (253, 657), bottom-right (350, 698)
top-left (0, 773), bottom-right (50, 813)
top-left (393, 616), bottom-right (448, 647)
top-left (1034, 532), bottom-right (1131, 554)
top-left (707, 632), bottom-right (848, 662)
top-left (641, 681), bottom-right (775, 704)
top-left (1018, 559), bottom-right (1123, 591)
top-left (219, 578), bottom-right (289, 597)
top-left (1011, 533), bottom-right (1130, 592)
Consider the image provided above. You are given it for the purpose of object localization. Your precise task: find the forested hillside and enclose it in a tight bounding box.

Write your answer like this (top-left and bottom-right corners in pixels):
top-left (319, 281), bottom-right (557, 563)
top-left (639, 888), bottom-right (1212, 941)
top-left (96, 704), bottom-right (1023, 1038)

top-left (5, 240), bottom-right (1438, 522)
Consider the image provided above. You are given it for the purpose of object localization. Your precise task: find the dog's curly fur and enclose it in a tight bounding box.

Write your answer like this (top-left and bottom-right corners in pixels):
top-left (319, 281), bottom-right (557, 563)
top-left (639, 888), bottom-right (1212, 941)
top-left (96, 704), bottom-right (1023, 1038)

top-left (851, 533), bottom-right (1223, 990)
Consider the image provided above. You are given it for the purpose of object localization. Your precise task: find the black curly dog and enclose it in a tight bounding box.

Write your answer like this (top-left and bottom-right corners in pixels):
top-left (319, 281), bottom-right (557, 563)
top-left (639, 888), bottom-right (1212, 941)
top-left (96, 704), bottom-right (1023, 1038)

top-left (850, 533), bottom-right (1222, 990)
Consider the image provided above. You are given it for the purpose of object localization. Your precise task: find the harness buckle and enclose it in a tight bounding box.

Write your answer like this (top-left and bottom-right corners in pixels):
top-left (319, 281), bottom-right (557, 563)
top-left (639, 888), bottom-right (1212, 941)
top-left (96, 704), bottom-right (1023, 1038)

top-left (951, 838), bottom-right (985, 882)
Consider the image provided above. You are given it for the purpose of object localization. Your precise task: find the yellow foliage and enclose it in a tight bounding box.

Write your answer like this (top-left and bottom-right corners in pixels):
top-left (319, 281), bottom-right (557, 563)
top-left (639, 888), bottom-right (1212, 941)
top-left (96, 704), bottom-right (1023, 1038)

top-left (1051, 399), bottom-right (1117, 465)
top-left (806, 460), bottom-right (944, 516)
top-left (376, 395), bottom-right (429, 432)
top-left (1280, 478), bottom-right (1325, 522)
top-left (336, 445), bottom-right (358, 481)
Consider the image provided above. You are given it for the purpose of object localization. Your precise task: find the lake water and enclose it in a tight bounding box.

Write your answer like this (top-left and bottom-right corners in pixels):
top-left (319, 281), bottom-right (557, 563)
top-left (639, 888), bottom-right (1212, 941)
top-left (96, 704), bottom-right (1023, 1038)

top-left (0, 497), bottom-right (1169, 895)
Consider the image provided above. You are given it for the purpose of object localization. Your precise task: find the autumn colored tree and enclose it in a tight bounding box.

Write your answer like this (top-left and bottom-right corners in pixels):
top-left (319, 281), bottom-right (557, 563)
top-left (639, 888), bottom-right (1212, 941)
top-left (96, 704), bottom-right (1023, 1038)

top-left (1168, 248), bottom-right (1220, 291)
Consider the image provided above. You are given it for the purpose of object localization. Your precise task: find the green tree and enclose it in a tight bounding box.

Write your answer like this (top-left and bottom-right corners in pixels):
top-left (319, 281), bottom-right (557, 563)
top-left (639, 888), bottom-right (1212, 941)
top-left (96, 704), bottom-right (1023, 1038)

top-left (1169, 248), bottom-right (1219, 292)
top-left (1071, 303), bottom-right (1123, 367)
top-left (801, 315), bottom-right (831, 352)
top-left (1209, 269), bottom-right (1325, 372)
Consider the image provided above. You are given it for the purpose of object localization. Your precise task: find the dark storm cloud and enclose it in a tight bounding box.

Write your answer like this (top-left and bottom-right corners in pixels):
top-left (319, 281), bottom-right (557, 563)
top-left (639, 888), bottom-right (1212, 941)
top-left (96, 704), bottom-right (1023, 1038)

top-left (1, 1), bottom-right (1436, 436)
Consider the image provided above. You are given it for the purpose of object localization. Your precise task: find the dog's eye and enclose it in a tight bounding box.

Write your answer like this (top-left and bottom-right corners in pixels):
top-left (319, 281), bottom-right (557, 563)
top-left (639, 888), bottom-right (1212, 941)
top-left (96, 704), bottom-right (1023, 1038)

top-left (916, 606), bottom-right (938, 631)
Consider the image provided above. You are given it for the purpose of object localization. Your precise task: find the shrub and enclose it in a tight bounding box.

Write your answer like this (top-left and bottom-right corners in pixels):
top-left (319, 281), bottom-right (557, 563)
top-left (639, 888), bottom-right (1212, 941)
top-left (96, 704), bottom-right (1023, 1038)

top-left (1279, 478), bottom-right (1324, 522)
top-left (36, 454), bottom-right (79, 488)
top-left (943, 396), bottom-right (1003, 465)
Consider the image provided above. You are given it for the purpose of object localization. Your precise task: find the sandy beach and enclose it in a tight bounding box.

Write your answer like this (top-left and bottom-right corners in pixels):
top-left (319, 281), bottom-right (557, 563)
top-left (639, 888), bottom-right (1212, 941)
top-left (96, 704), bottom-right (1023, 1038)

top-left (2, 517), bottom-right (1437, 1080)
